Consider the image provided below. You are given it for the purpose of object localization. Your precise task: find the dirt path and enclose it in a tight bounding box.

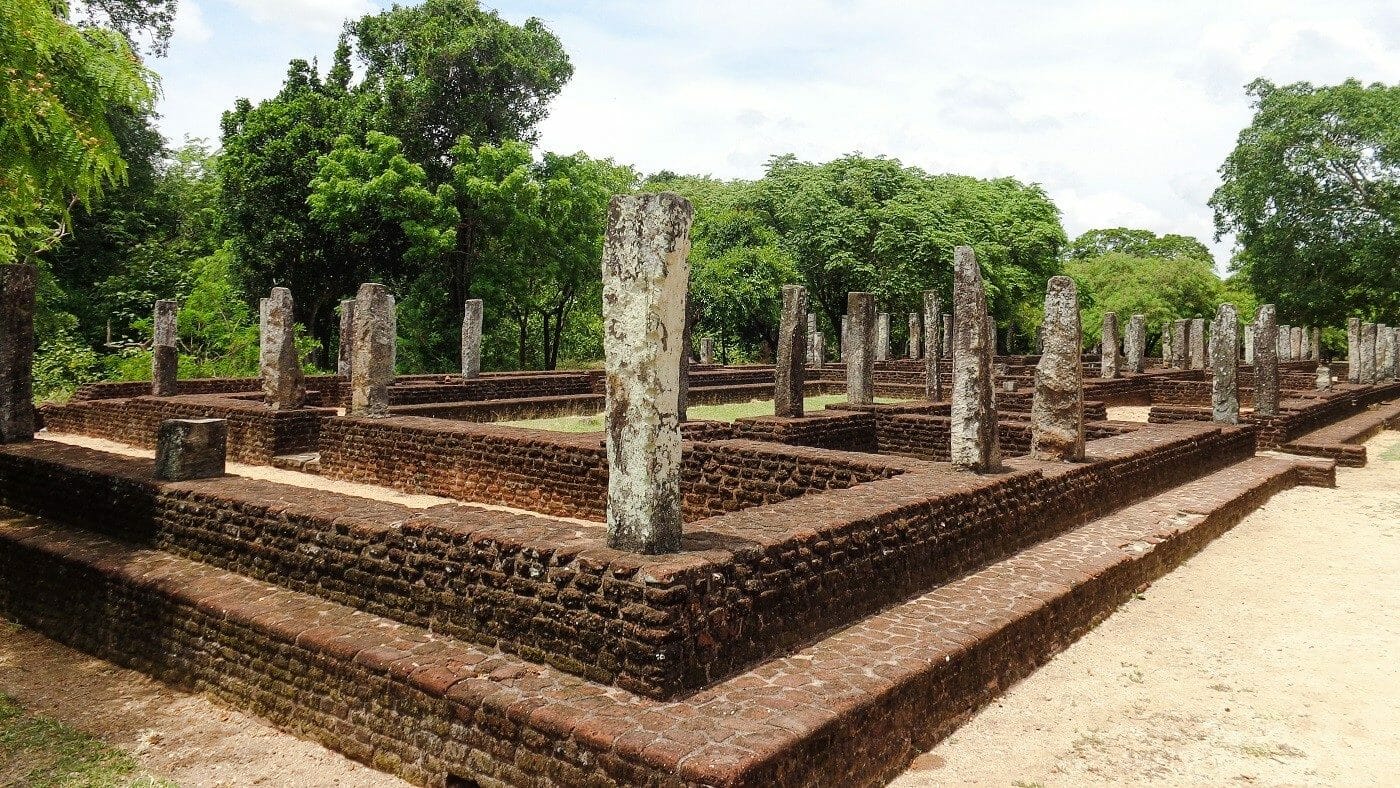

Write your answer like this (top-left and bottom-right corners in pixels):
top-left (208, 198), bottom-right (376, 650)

top-left (894, 430), bottom-right (1400, 786)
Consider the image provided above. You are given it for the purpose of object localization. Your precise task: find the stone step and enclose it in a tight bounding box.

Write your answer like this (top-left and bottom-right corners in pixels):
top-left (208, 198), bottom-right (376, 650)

top-left (269, 452), bottom-right (320, 473)
top-left (0, 453), bottom-right (1333, 788)
top-left (1280, 399), bottom-right (1400, 466)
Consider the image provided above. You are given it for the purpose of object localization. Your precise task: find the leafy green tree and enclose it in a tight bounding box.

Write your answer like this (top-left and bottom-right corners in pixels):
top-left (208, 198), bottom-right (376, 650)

top-left (1212, 78), bottom-right (1400, 326)
top-left (1066, 227), bottom-right (1213, 264)
top-left (1064, 251), bottom-right (1228, 350)
top-left (1, 0), bottom-right (157, 264)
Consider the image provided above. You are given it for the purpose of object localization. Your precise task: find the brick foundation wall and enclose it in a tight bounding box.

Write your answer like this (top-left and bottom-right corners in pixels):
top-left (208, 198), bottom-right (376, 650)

top-left (729, 410), bottom-right (878, 452)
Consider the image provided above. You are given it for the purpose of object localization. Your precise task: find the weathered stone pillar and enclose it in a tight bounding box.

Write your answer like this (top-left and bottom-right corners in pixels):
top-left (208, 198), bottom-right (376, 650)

top-left (678, 292), bottom-right (691, 423)
top-left (1030, 276), bottom-right (1083, 461)
top-left (260, 287), bottom-right (305, 410)
top-left (1347, 318), bottom-right (1361, 382)
top-left (908, 313), bottom-right (921, 359)
top-left (350, 283), bottom-right (396, 416)
top-left (1360, 322), bottom-right (1378, 384)
top-left (461, 298), bottom-right (483, 379)
top-left (1315, 364), bottom-right (1332, 390)
top-left (1277, 324), bottom-right (1291, 360)
top-left (840, 316), bottom-right (849, 361)
top-left (775, 284), bottom-right (808, 418)
top-left (846, 292), bottom-right (876, 405)
top-left (1309, 327), bottom-right (1321, 362)
top-left (950, 246), bottom-right (1000, 472)
top-left (1188, 317), bottom-right (1206, 370)
top-left (1124, 313), bottom-right (1146, 373)
top-left (1210, 303), bottom-right (1240, 424)
top-left (805, 313), bottom-right (817, 364)
top-left (0, 265), bottom-right (37, 443)
top-left (811, 331), bottom-right (825, 366)
top-left (152, 299), bottom-right (179, 396)
top-left (1162, 325), bottom-right (1173, 367)
top-left (1290, 326), bottom-right (1303, 362)
top-left (875, 312), bottom-right (890, 362)
top-left (1253, 305), bottom-right (1279, 417)
top-left (941, 314), bottom-right (952, 358)
top-left (923, 290), bottom-right (942, 401)
top-left (700, 337), bottom-right (715, 365)
top-left (1100, 312), bottom-right (1121, 379)
top-left (1378, 324), bottom-right (1396, 382)
top-left (337, 299), bottom-right (355, 376)
top-left (602, 193), bottom-right (692, 554)
top-left (1171, 319), bottom-right (1188, 368)
top-left (1243, 324), bottom-right (1255, 364)
top-left (154, 418), bottom-right (226, 481)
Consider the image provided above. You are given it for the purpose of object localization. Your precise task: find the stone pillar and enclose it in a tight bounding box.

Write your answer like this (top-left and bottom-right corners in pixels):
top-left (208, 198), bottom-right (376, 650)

top-left (337, 299), bottom-right (355, 376)
top-left (950, 246), bottom-right (1000, 472)
top-left (875, 312), bottom-right (890, 362)
top-left (840, 316), bottom-right (849, 361)
top-left (1210, 303), bottom-right (1240, 424)
top-left (1290, 326), bottom-right (1303, 362)
top-left (678, 292), bottom-right (691, 422)
top-left (1378, 324), bottom-right (1396, 382)
top-left (812, 331), bottom-right (826, 366)
top-left (1347, 318), bottom-right (1361, 382)
top-left (1253, 305), bottom-right (1279, 417)
top-left (1309, 327), bottom-right (1321, 362)
top-left (1359, 322), bottom-right (1378, 384)
top-left (154, 418), bottom-right (226, 481)
top-left (1277, 324), bottom-right (1291, 360)
top-left (1100, 312), bottom-right (1121, 379)
top-left (260, 287), bottom-right (305, 410)
top-left (1188, 317), bottom-right (1206, 370)
top-left (461, 298), bottom-right (483, 379)
top-left (0, 265), bottom-right (37, 443)
top-left (941, 314), bottom-right (952, 358)
top-left (602, 193), bottom-right (692, 554)
top-left (846, 293), bottom-right (876, 405)
top-left (1124, 313), bottom-right (1146, 373)
top-left (923, 290), bottom-right (942, 401)
top-left (775, 284), bottom-right (808, 418)
top-left (908, 313), bottom-right (921, 359)
top-left (700, 337), bottom-right (715, 365)
top-left (350, 282), bottom-right (396, 416)
top-left (805, 314), bottom-right (817, 364)
top-left (1030, 276), bottom-right (1083, 461)
top-left (1315, 365), bottom-right (1332, 390)
top-left (1161, 325), bottom-right (1173, 367)
top-left (1171, 319), bottom-right (1188, 369)
top-left (152, 299), bottom-right (178, 396)
top-left (1243, 324), bottom-right (1255, 364)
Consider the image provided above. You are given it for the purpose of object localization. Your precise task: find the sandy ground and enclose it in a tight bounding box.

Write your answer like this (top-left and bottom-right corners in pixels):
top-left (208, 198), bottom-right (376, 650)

top-left (894, 429), bottom-right (1400, 786)
top-left (1105, 404), bottom-right (1152, 422)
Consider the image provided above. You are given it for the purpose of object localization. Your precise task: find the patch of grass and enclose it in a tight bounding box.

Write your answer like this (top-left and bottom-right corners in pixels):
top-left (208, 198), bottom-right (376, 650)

top-left (500, 394), bottom-right (908, 432)
top-left (1379, 440), bottom-right (1400, 461)
top-left (0, 691), bottom-right (174, 787)
top-left (1240, 742), bottom-right (1306, 760)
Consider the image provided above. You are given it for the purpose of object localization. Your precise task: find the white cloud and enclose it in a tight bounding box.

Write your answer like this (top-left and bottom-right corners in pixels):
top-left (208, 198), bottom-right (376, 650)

top-left (225, 0), bottom-right (373, 33)
top-left (174, 0), bottom-right (212, 44)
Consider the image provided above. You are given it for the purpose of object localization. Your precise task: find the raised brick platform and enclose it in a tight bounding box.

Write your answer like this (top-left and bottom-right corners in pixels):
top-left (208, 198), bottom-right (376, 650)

top-left (1280, 399), bottom-right (1400, 466)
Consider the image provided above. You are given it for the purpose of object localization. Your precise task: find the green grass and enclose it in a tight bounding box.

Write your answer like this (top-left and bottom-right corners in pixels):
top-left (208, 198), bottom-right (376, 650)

top-left (500, 394), bottom-right (908, 432)
top-left (0, 691), bottom-right (174, 787)
top-left (1380, 441), bottom-right (1400, 461)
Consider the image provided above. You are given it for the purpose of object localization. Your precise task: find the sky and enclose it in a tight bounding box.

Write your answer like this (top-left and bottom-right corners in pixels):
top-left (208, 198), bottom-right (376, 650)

top-left (154, 0), bottom-right (1400, 272)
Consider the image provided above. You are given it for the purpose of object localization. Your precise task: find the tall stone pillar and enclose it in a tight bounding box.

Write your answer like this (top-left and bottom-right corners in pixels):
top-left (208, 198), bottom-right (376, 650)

top-left (1360, 322), bottom-right (1378, 384)
top-left (260, 287), bottom-right (305, 410)
top-left (1188, 317), bottom-right (1206, 370)
top-left (1277, 325), bottom-right (1291, 360)
top-left (152, 299), bottom-right (179, 396)
top-left (1379, 324), bottom-right (1396, 382)
top-left (950, 246), bottom-right (1000, 472)
top-left (875, 312), bottom-right (890, 362)
top-left (1347, 318), bottom-right (1361, 382)
top-left (941, 314), bottom-right (952, 358)
top-left (813, 332), bottom-right (826, 365)
top-left (602, 193), bottom-right (692, 554)
top-left (1210, 303), bottom-right (1240, 424)
top-left (1171, 319), bottom-right (1188, 369)
top-left (1124, 313), bottom-right (1146, 373)
top-left (350, 283), bottom-right (396, 416)
top-left (846, 292), bottom-right (876, 405)
top-left (678, 291), bottom-right (691, 422)
top-left (908, 313), bottom-right (921, 359)
top-left (1243, 324), bottom-right (1255, 364)
top-left (0, 265), bottom-right (37, 443)
top-left (337, 299), bottom-right (355, 376)
top-left (1253, 305), bottom-right (1279, 417)
top-left (1100, 312), bottom-right (1121, 379)
top-left (461, 298), bottom-right (483, 378)
top-left (923, 290), bottom-right (942, 401)
top-left (700, 337), bottom-right (715, 365)
top-left (1309, 327), bottom-right (1321, 362)
top-left (775, 285), bottom-right (808, 418)
top-left (1162, 325), bottom-right (1173, 367)
top-left (1290, 326), bottom-right (1303, 362)
top-left (1030, 276), bottom-right (1083, 461)
top-left (840, 316), bottom-right (849, 362)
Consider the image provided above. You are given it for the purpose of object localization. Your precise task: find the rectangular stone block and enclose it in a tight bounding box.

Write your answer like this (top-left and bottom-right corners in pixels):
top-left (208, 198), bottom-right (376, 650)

top-left (0, 265), bottom-right (37, 443)
top-left (846, 293), bottom-right (876, 406)
top-left (155, 418), bottom-right (227, 481)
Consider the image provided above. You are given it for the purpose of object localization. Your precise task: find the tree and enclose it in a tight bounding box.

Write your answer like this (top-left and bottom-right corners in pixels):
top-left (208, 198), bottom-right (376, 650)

top-left (1067, 227), bottom-right (1213, 265)
top-left (1212, 78), bottom-right (1400, 326)
top-left (1064, 251), bottom-right (1230, 350)
top-left (0, 0), bottom-right (157, 265)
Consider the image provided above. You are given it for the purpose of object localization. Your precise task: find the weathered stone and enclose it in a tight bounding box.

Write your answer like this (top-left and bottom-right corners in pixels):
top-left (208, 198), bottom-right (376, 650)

top-left (1378, 324), bottom-right (1396, 382)
top-left (602, 193), bottom-right (692, 554)
top-left (152, 299), bottom-right (178, 396)
top-left (875, 312), bottom-right (890, 362)
top-left (1290, 326), bottom-right (1303, 362)
top-left (700, 337), bottom-right (715, 364)
top-left (1277, 324), bottom-right (1291, 360)
top-left (1100, 312), bottom-right (1121, 379)
top-left (350, 283), bottom-right (396, 416)
top-left (337, 299), bottom-right (355, 376)
top-left (908, 313), bottom-right (921, 359)
top-left (0, 264), bottom-right (37, 443)
top-left (840, 316), bottom-right (849, 361)
top-left (1253, 305), bottom-right (1279, 417)
top-left (846, 292), bottom-right (876, 406)
top-left (1359, 322), bottom-right (1378, 384)
top-left (811, 331), bottom-right (825, 365)
top-left (1162, 325), bottom-right (1173, 366)
top-left (1124, 313), bottom-right (1146, 373)
top-left (1188, 317), bottom-right (1206, 369)
top-left (950, 246), bottom-right (1000, 472)
top-left (1347, 318), bottom-right (1361, 382)
top-left (461, 299), bottom-right (483, 379)
top-left (259, 287), bottom-right (305, 410)
top-left (1030, 276), bottom-right (1083, 461)
top-left (775, 284), bottom-right (808, 418)
top-left (923, 290), bottom-right (942, 401)
top-left (154, 418), bottom-right (226, 481)
top-left (1309, 326), bottom-right (1321, 362)
top-left (941, 314), bottom-right (952, 359)
top-left (1243, 324), bottom-right (1255, 364)
top-left (1171, 319), bottom-right (1188, 369)
top-left (1316, 364), bottom-right (1332, 390)
top-left (806, 314), bottom-right (818, 364)
top-left (1210, 303), bottom-right (1240, 424)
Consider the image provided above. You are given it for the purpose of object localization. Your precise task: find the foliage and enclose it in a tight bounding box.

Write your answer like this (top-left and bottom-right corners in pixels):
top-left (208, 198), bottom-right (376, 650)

top-left (1212, 78), bottom-right (1400, 327)
top-left (0, 690), bottom-right (175, 786)
top-left (1066, 227), bottom-right (1213, 264)
top-left (1064, 251), bottom-right (1229, 349)
top-left (32, 328), bottom-right (104, 401)
top-left (0, 0), bottom-right (157, 264)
